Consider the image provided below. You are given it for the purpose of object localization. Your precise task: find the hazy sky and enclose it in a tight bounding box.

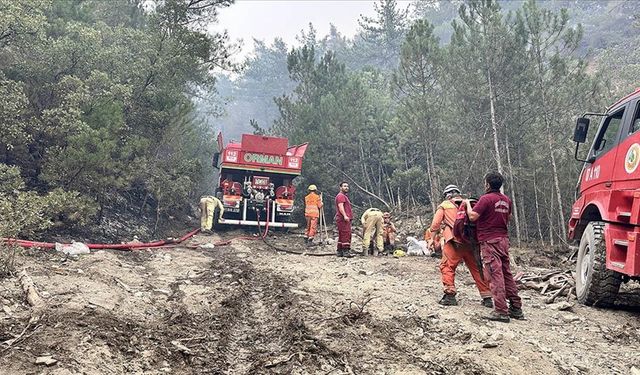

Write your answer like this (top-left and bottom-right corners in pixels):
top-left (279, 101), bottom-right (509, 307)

top-left (214, 0), bottom-right (412, 60)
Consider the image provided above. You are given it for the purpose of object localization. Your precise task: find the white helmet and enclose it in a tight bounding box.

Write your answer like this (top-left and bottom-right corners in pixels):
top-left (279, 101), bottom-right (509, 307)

top-left (443, 184), bottom-right (461, 197)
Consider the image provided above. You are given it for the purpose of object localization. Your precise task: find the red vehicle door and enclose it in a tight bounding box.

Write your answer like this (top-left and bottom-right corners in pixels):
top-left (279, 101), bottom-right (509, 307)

top-left (580, 105), bottom-right (628, 195)
top-left (612, 100), bottom-right (640, 191)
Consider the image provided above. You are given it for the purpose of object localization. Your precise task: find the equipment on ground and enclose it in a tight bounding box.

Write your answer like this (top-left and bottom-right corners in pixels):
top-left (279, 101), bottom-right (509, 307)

top-left (569, 88), bottom-right (640, 306)
top-left (212, 133), bottom-right (308, 229)
top-left (318, 197), bottom-right (330, 245)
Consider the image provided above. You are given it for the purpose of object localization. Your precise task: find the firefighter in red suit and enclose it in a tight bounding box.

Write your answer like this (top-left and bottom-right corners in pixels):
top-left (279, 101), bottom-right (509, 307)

top-left (335, 182), bottom-right (354, 258)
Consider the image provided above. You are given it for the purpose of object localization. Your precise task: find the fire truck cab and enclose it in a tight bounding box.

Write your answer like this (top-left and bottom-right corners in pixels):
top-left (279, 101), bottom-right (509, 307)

top-left (213, 133), bottom-right (307, 229)
top-left (570, 88), bottom-right (640, 306)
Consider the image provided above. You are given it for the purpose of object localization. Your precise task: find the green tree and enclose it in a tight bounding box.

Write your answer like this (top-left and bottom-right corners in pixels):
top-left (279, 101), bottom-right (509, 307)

top-left (0, 0), bottom-right (235, 239)
top-left (274, 46), bottom-right (394, 211)
top-left (393, 19), bottom-right (443, 211)
top-left (355, 0), bottom-right (410, 71)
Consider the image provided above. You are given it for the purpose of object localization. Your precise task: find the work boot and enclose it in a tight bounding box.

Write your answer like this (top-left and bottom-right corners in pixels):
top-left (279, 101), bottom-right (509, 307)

top-left (438, 294), bottom-right (458, 306)
top-left (481, 297), bottom-right (494, 308)
top-left (483, 311), bottom-right (510, 323)
top-left (336, 249), bottom-right (344, 257)
top-left (343, 249), bottom-right (355, 258)
top-left (384, 243), bottom-right (393, 253)
top-left (509, 306), bottom-right (525, 320)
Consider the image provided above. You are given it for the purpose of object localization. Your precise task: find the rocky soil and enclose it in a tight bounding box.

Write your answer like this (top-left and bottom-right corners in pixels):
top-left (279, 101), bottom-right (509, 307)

top-left (1, 230), bottom-right (639, 374)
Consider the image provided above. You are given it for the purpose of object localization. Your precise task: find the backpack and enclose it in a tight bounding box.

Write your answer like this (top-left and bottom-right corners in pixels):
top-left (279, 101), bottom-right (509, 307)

top-left (452, 199), bottom-right (477, 244)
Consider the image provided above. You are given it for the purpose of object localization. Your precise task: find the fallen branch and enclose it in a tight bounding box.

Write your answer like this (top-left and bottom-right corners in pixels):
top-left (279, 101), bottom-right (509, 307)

top-left (327, 162), bottom-right (391, 210)
top-left (264, 352), bottom-right (300, 368)
top-left (171, 340), bottom-right (193, 355)
top-left (519, 269), bottom-right (575, 302)
top-left (310, 296), bottom-right (377, 325)
top-left (114, 277), bottom-right (133, 293)
top-left (545, 284), bottom-right (569, 304)
top-left (566, 287), bottom-right (574, 302)
top-left (18, 270), bottom-right (44, 309)
top-left (565, 246), bottom-right (579, 263)
top-left (1, 322), bottom-right (42, 352)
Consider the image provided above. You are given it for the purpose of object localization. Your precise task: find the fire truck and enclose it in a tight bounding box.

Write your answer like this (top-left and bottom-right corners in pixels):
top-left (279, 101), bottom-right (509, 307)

top-left (570, 88), bottom-right (640, 306)
top-left (212, 133), bottom-right (307, 229)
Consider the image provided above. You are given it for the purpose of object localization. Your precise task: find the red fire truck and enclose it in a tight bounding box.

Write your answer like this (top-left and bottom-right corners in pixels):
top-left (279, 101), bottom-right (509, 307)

top-left (212, 133), bottom-right (307, 229)
top-left (570, 88), bottom-right (640, 306)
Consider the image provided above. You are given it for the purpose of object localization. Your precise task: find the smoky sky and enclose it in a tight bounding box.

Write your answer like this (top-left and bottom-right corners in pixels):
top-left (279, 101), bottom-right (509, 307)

top-left (213, 0), bottom-right (412, 59)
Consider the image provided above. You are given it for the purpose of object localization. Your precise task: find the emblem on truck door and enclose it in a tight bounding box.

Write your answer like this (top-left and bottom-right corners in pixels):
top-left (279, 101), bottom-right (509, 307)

top-left (624, 143), bottom-right (640, 174)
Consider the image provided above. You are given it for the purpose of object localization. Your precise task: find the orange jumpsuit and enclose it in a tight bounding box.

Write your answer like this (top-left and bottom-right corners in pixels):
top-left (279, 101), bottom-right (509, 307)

top-left (383, 221), bottom-right (396, 248)
top-left (304, 192), bottom-right (323, 240)
top-left (430, 199), bottom-right (491, 298)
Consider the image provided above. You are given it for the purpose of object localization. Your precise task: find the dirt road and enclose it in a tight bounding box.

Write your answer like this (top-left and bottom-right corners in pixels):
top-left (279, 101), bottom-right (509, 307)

top-left (1, 232), bottom-right (639, 374)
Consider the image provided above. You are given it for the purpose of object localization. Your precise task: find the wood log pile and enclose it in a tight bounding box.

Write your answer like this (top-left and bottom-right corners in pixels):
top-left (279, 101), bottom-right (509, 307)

top-left (515, 269), bottom-right (575, 304)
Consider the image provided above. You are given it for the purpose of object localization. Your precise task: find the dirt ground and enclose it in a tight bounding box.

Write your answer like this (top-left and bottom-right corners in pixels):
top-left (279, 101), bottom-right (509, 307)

top-left (1, 230), bottom-right (640, 375)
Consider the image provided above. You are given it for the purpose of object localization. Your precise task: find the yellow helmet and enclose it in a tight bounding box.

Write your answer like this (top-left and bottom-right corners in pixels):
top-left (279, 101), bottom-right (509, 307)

top-left (393, 249), bottom-right (406, 258)
top-left (308, 184), bottom-right (317, 191)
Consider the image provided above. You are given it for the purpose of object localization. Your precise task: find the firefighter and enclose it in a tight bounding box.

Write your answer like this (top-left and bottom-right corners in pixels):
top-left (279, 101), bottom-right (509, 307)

top-left (304, 185), bottom-right (323, 244)
top-left (199, 196), bottom-right (224, 234)
top-left (429, 185), bottom-right (492, 307)
top-left (335, 182), bottom-right (354, 257)
top-left (221, 175), bottom-right (235, 195)
top-left (466, 172), bottom-right (524, 322)
top-left (360, 208), bottom-right (384, 256)
top-left (382, 212), bottom-right (396, 254)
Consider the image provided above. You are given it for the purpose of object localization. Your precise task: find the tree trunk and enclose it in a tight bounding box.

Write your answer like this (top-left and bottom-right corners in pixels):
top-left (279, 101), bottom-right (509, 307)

top-left (154, 199), bottom-right (161, 236)
top-left (533, 171), bottom-right (546, 246)
top-left (424, 144), bottom-right (437, 213)
top-left (487, 70), bottom-right (504, 174)
top-left (545, 112), bottom-right (568, 240)
top-left (428, 146), bottom-right (440, 199)
top-left (140, 193), bottom-right (149, 215)
top-left (547, 187), bottom-right (555, 247)
top-left (516, 143), bottom-right (529, 242)
top-left (519, 192), bottom-right (529, 242)
top-left (533, 43), bottom-right (567, 240)
top-left (504, 131), bottom-right (521, 246)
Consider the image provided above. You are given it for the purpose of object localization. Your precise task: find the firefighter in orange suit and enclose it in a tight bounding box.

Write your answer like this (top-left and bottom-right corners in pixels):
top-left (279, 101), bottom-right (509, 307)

top-left (382, 212), bottom-right (396, 254)
top-left (429, 185), bottom-right (492, 307)
top-left (304, 185), bottom-right (323, 244)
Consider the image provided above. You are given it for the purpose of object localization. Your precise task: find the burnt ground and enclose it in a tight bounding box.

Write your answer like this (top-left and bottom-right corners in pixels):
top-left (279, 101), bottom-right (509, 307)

top-left (1, 231), bottom-right (640, 374)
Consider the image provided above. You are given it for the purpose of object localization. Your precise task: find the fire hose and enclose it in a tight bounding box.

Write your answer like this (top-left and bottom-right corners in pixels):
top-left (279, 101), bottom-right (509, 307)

top-left (255, 200), bottom-right (335, 257)
top-left (2, 229), bottom-right (203, 251)
top-left (2, 201), bottom-right (336, 256)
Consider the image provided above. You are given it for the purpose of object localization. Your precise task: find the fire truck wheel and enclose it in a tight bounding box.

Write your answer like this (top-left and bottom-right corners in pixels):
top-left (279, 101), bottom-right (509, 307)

top-left (575, 221), bottom-right (622, 307)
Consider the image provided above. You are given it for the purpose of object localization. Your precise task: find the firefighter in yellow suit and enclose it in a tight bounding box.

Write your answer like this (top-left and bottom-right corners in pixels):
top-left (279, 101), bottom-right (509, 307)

top-left (199, 196), bottom-right (224, 233)
top-left (360, 208), bottom-right (384, 256)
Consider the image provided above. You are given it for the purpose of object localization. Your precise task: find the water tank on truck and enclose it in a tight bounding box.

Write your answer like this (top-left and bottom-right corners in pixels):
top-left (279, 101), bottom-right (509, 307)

top-left (211, 133), bottom-right (308, 230)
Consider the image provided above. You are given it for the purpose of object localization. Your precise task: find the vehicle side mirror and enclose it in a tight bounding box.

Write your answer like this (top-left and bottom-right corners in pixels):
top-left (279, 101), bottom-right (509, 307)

top-left (573, 117), bottom-right (590, 143)
top-left (212, 152), bottom-right (220, 169)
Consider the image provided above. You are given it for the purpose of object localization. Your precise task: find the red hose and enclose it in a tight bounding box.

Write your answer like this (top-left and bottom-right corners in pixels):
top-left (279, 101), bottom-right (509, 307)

top-left (255, 200), bottom-right (270, 239)
top-left (263, 199), bottom-right (271, 238)
top-left (2, 227), bottom-right (268, 252)
top-left (2, 228), bottom-right (201, 251)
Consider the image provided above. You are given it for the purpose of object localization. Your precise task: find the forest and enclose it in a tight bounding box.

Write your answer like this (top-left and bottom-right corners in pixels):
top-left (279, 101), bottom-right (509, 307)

top-left (1, 0), bottom-right (640, 247)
